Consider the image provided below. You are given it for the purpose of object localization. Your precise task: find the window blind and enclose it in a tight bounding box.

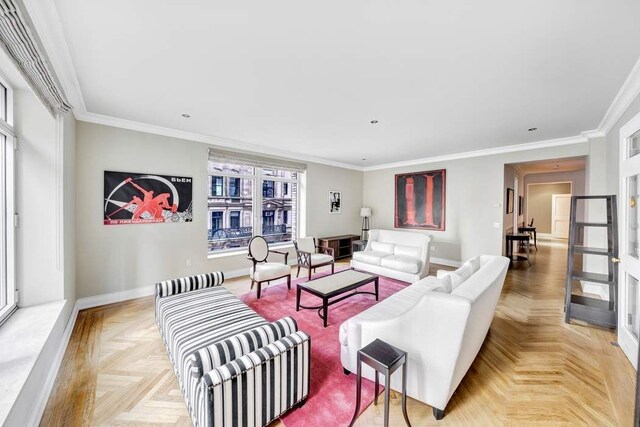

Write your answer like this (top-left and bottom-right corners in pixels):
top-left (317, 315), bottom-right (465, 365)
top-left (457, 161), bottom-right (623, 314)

top-left (208, 148), bottom-right (307, 173)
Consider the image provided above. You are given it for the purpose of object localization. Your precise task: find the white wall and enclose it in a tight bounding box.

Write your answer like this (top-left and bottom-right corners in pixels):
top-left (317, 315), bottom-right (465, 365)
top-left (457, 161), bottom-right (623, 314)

top-left (523, 169), bottom-right (586, 224)
top-left (363, 143), bottom-right (591, 263)
top-left (503, 164), bottom-right (524, 233)
top-left (75, 122), bottom-right (363, 299)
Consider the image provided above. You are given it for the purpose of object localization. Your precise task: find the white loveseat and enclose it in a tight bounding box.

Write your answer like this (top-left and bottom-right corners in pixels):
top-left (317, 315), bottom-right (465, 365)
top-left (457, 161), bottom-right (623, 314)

top-left (351, 229), bottom-right (431, 282)
top-left (340, 255), bottom-right (509, 419)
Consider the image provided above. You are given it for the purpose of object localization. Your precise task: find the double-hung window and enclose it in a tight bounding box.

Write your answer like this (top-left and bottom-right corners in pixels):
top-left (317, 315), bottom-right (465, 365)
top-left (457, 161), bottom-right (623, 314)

top-left (207, 151), bottom-right (303, 253)
top-left (0, 78), bottom-right (15, 325)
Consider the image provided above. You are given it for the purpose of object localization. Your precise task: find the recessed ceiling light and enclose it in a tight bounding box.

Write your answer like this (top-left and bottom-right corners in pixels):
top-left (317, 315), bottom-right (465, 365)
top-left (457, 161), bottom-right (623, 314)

top-left (370, 120), bottom-right (378, 124)
top-left (182, 113), bottom-right (191, 118)
top-left (528, 127), bottom-right (537, 131)
top-left (362, 158), bottom-right (367, 161)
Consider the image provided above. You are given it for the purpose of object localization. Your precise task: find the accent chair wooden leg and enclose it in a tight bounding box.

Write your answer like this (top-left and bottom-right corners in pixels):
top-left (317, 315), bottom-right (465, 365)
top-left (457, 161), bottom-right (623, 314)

top-left (343, 368), bottom-right (351, 375)
top-left (250, 279), bottom-right (255, 289)
top-left (287, 274), bottom-right (291, 290)
top-left (296, 266), bottom-right (300, 278)
top-left (433, 407), bottom-right (445, 420)
top-left (308, 266), bottom-right (312, 281)
top-left (257, 282), bottom-right (262, 299)
top-left (331, 262), bottom-right (335, 274)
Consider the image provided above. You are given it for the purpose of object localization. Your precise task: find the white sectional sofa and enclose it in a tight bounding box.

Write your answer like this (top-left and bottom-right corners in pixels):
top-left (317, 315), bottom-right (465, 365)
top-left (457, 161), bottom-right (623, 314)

top-left (350, 229), bottom-right (431, 282)
top-left (340, 255), bottom-right (509, 419)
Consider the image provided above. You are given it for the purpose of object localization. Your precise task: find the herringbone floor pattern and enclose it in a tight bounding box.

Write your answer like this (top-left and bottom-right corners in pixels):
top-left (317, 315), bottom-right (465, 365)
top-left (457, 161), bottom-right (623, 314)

top-left (41, 238), bottom-right (635, 426)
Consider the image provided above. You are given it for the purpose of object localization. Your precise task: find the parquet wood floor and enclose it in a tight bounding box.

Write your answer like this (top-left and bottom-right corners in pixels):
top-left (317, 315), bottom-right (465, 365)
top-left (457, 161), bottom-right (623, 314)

top-left (41, 238), bottom-right (635, 426)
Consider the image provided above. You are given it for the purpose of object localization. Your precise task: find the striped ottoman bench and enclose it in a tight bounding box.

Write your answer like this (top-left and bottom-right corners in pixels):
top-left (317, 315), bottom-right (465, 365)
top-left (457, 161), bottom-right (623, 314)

top-left (155, 272), bottom-right (311, 427)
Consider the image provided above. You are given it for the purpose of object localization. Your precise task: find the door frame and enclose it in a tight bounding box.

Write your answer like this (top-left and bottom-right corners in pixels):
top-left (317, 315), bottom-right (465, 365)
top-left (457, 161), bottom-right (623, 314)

top-left (525, 181), bottom-right (573, 235)
top-left (618, 109), bottom-right (640, 369)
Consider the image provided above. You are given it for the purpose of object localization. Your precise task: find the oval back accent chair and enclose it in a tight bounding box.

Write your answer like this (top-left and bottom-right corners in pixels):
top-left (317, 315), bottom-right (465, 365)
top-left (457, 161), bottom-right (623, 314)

top-left (248, 236), bottom-right (292, 299)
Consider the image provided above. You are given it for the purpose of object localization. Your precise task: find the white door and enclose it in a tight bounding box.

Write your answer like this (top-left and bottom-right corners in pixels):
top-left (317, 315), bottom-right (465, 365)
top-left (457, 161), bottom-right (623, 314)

top-left (619, 110), bottom-right (640, 369)
top-left (551, 194), bottom-right (571, 238)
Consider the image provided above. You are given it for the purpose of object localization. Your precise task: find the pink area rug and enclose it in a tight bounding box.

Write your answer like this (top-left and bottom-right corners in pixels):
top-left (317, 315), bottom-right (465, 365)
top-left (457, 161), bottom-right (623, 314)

top-left (239, 269), bottom-right (409, 427)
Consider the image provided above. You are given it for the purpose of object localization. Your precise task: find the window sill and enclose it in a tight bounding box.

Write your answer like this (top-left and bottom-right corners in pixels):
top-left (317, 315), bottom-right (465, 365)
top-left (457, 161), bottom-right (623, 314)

top-left (207, 242), bottom-right (294, 260)
top-left (0, 300), bottom-right (67, 424)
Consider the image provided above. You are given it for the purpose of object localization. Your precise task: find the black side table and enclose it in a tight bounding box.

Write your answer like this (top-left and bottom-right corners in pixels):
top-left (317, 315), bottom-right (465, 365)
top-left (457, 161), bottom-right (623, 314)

top-left (352, 239), bottom-right (367, 253)
top-left (348, 338), bottom-right (411, 427)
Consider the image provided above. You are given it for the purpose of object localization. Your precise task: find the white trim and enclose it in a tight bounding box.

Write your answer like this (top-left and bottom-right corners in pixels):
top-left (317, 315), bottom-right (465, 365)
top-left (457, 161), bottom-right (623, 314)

top-left (362, 135), bottom-right (588, 171)
top-left (78, 111), bottom-right (364, 171)
top-left (598, 56), bottom-right (640, 136)
top-left (29, 302), bottom-right (79, 427)
top-left (431, 256), bottom-right (462, 268)
top-left (75, 286), bottom-right (155, 310)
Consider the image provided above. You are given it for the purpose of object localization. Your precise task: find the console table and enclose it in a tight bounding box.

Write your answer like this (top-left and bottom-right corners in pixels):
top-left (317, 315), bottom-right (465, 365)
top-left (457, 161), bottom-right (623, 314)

top-left (318, 234), bottom-right (360, 259)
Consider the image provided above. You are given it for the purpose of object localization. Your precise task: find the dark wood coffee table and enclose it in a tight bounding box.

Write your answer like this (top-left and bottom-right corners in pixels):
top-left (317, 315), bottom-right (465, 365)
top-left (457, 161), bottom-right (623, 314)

top-left (296, 269), bottom-right (379, 327)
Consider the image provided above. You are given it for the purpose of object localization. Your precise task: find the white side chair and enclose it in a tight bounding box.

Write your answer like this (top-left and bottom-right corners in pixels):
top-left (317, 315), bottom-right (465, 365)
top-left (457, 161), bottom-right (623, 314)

top-left (248, 236), bottom-right (292, 299)
top-left (293, 237), bottom-right (335, 281)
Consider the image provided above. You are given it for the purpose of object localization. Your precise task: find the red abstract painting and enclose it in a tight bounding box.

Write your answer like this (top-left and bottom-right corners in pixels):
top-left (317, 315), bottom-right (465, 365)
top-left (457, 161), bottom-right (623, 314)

top-left (394, 169), bottom-right (446, 231)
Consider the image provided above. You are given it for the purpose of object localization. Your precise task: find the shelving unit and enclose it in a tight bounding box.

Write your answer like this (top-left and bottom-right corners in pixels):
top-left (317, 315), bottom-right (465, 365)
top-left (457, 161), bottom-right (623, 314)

top-left (564, 195), bottom-right (618, 328)
top-left (318, 234), bottom-right (361, 260)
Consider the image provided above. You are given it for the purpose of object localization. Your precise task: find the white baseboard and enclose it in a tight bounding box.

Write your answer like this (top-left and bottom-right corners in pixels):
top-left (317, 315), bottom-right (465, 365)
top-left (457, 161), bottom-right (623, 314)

top-left (29, 301), bottom-right (78, 427)
top-left (431, 257), bottom-right (462, 268)
top-left (76, 286), bottom-right (156, 310)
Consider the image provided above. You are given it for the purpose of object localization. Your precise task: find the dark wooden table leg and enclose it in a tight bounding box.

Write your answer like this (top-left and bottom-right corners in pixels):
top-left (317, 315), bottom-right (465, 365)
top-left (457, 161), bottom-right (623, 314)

top-left (348, 355), bottom-right (362, 427)
top-left (526, 240), bottom-right (531, 267)
top-left (534, 230), bottom-right (538, 251)
top-left (402, 358), bottom-right (411, 426)
top-left (383, 369), bottom-right (391, 427)
top-left (323, 297), bottom-right (328, 328)
top-left (296, 286), bottom-right (301, 311)
top-left (375, 277), bottom-right (379, 301)
top-left (374, 371), bottom-right (379, 406)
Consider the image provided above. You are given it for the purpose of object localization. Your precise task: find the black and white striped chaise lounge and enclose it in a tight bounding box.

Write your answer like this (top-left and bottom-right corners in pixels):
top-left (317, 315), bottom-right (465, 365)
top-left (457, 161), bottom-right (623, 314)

top-left (155, 272), bottom-right (311, 427)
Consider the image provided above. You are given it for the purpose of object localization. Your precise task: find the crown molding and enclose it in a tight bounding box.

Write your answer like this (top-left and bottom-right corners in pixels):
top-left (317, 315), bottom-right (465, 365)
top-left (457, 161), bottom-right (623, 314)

top-left (597, 55), bottom-right (640, 135)
top-left (77, 111), bottom-right (364, 171)
top-left (362, 135), bottom-right (588, 171)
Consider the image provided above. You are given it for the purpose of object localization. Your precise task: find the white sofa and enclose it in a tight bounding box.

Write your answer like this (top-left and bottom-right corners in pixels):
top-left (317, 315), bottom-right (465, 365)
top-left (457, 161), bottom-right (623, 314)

top-left (351, 229), bottom-right (431, 282)
top-left (340, 255), bottom-right (509, 419)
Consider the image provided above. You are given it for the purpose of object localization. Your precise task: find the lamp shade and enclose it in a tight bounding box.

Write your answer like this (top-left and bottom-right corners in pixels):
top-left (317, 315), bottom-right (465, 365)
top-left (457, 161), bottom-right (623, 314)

top-left (360, 207), bottom-right (372, 217)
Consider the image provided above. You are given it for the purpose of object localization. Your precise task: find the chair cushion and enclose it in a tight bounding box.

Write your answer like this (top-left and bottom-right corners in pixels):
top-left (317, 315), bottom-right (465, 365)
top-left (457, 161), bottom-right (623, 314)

top-left (296, 237), bottom-right (316, 253)
top-left (394, 244), bottom-right (422, 260)
top-left (370, 241), bottom-right (395, 255)
top-left (310, 253), bottom-right (333, 266)
top-left (380, 255), bottom-right (422, 274)
top-left (250, 263), bottom-right (292, 281)
top-left (352, 250), bottom-right (388, 266)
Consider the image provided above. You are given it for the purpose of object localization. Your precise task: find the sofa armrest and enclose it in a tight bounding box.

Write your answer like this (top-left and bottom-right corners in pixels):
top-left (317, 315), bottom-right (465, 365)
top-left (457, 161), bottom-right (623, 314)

top-left (155, 271), bottom-right (224, 298)
top-left (196, 331), bottom-right (311, 427)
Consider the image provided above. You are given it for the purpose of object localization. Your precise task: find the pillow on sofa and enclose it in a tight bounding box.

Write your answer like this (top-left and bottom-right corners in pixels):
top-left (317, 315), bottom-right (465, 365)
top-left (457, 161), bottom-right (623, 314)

top-left (370, 241), bottom-right (395, 255)
top-left (394, 244), bottom-right (422, 259)
top-left (449, 262), bottom-right (475, 290)
top-left (468, 256), bottom-right (481, 273)
top-left (413, 275), bottom-right (452, 293)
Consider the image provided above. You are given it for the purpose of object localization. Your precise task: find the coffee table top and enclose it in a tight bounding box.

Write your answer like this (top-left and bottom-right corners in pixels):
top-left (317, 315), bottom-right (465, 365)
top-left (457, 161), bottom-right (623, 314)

top-left (298, 269), bottom-right (377, 296)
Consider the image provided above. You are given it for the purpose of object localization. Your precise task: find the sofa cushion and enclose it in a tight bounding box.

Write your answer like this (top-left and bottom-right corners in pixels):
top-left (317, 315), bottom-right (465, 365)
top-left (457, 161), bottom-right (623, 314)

top-left (370, 241), bottom-right (396, 255)
top-left (310, 253), bottom-right (333, 266)
top-left (468, 256), bottom-right (481, 273)
top-left (394, 244), bottom-right (422, 260)
top-left (380, 255), bottom-right (422, 274)
top-left (250, 262), bottom-right (292, 281)
top-left (352, 250), bottom-right (389, 266)
top-left (449, 261), bottom-right (476, 290)
top-left (413, 275), bottom-right (452, 293)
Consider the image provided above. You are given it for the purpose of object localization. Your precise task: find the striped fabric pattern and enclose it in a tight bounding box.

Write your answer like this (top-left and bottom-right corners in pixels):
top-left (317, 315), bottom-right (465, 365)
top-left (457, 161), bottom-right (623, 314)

top-left (156, 271), bottom-right (224, 298)
top-left (184, 317), bottom-right (298, 424)
top-left (197, 331), bottom-right (311, 427)
top-left (156, 285), bottom-right (267, 419)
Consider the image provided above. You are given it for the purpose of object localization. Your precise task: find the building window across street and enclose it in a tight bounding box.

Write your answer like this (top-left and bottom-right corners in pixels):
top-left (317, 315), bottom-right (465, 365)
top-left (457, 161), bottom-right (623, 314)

top-left (207, 157), bottom-right (302, 253)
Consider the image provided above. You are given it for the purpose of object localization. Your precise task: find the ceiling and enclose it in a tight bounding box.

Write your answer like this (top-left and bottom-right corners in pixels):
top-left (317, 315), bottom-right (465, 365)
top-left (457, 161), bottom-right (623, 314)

top-left (51, 0), bottom-right (640, 167)
top-left (512, 157), bottom-right (586, 175)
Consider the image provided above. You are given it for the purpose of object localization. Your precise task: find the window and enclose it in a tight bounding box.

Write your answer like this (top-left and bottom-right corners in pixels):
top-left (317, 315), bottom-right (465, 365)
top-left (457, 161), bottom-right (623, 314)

top-left (0, 77), bottom-right (15, 325)
top-left (228, 177), bottom-right (240, 197)
top-left (230, 211), bottom-right (241, 228)
top-left (263, 180), bottom-right (275, 198)
top-left (207, 159), bottom-right (301, 252)
top-left (211, 176), bottom-right (223, 196)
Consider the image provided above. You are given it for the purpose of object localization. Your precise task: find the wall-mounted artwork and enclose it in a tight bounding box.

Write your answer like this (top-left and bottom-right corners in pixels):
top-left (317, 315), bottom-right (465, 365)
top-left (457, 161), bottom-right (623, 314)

top-left (506, 188), bottom-right (514, 214)
top-left (104, 170), bottom-right (193, 225)
top-left (518, 195), bottom-right (523, 216)
top-left (329, 190), bottom-right (341, 214)
top-left (394, 169), bottom-right (446, 231)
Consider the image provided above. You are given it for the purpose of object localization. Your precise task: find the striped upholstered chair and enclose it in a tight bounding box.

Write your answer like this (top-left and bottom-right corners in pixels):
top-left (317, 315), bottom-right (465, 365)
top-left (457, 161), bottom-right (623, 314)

top-left (155, 272), bottom-right (311, 426)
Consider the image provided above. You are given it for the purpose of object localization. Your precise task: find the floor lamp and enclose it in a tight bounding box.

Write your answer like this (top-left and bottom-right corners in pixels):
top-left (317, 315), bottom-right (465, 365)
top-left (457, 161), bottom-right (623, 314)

top-left (360, 208), bottom-right (371, 241)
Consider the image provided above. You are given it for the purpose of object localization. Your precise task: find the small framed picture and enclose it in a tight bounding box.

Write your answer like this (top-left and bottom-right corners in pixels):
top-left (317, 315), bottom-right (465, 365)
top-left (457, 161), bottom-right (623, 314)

top-left (329, 191), bottom-right (341, 214)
